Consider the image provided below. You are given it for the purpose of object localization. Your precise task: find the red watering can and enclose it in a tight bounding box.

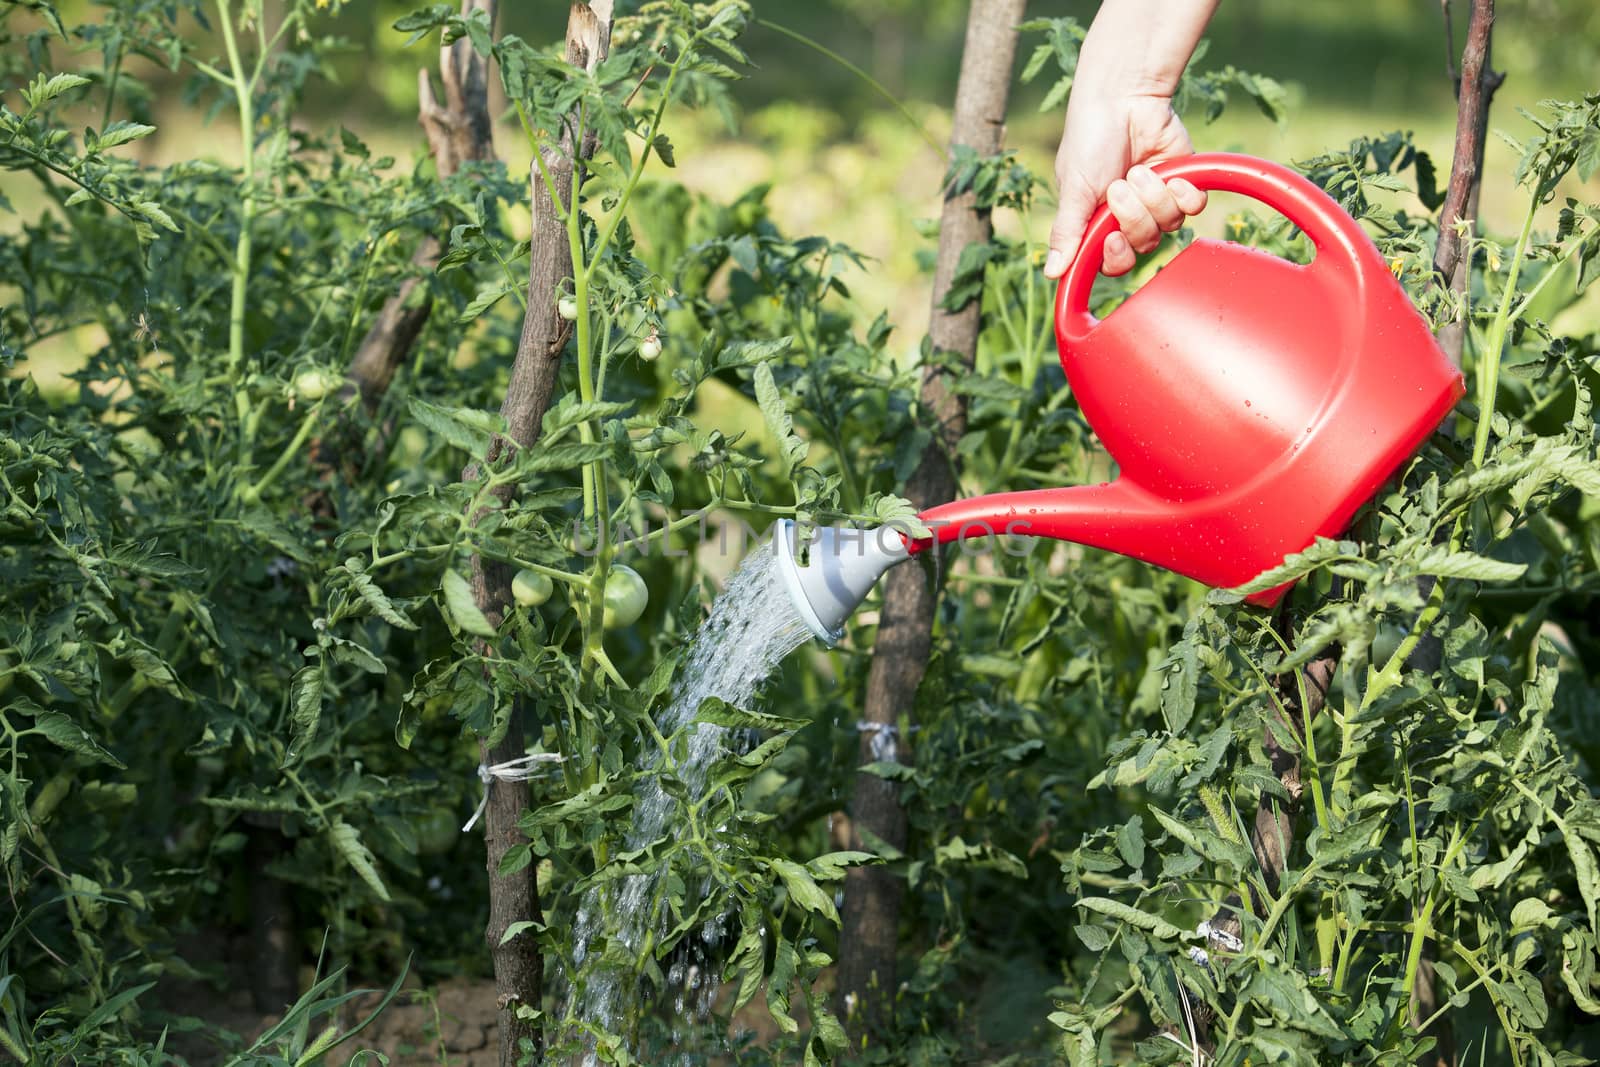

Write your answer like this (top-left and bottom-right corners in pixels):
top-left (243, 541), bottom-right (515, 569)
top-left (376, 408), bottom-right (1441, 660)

top-left (776, 153), bottom-right (1464, 642)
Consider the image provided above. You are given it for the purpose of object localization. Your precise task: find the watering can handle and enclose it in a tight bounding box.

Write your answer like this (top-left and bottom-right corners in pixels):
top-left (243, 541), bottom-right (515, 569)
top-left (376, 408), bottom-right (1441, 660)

top-left (1055, 152), bottom-right (1374, 343)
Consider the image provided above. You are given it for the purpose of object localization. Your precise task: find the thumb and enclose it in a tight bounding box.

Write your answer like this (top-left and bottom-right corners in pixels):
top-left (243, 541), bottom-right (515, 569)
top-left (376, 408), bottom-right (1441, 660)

top-left (1045, 172), bottom-right (1101, 279)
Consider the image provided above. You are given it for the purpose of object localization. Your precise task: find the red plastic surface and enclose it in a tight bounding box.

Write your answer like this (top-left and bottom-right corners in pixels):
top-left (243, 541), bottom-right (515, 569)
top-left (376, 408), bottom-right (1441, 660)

top-left (912, 153), bottom-right (1465, 605)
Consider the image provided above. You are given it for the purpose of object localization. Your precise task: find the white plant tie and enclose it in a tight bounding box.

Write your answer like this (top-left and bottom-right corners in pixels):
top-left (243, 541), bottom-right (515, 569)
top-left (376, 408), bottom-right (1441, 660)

top-left (462, 753), bottom-right (565, 833)
top-left (1197, 919), bottom-right (1244, 952)
top-left (855, 722), bottom-right (897, 762)
top-left (855, 721), bottom-right (918, 763)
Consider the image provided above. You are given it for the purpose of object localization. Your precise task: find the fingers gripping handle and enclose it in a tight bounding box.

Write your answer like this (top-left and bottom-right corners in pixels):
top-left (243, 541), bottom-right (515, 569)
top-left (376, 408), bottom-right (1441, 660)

top-left (1054, 152), bottom-right (1372, 342)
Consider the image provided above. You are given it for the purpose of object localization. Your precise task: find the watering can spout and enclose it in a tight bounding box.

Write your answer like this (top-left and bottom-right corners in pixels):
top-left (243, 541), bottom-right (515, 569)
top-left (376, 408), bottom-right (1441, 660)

top-left (772, 519), bottom-right (912, 645)
top-left (772, 481), bottom-right (1173, 645)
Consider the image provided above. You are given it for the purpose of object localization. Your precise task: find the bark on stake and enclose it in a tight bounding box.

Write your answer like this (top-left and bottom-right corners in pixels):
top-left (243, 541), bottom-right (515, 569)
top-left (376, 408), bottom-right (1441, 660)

top-left (346, 0), bottom-right (500, 412)
top-left (835, 0), bottom-right (1024, 1043)
top-left (1411, 6), bottom-right (1501, 1062)
top-left (1433, 0), bottom-right (1504, 368)
top-left (466, 4), bottom-right (612, 1063)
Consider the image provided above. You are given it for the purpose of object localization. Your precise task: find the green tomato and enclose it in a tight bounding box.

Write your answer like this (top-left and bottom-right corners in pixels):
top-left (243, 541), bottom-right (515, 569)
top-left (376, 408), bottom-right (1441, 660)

top-left (416, 808), bottom-right (459, 855)
top-left (293, 368), bottom-right (340, 401)
top-left (512, 568), bottom-right (555, 608)
top-left (602, 565), bottom-right (648, 629)
top-left (557, 295), bottom-right (579, 321)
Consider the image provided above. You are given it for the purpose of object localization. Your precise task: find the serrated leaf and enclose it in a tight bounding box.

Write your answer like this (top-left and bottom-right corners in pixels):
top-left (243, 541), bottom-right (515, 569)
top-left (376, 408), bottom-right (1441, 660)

top-left (518, 783), bottom-right (631, 830)
top-left (1411, 547), bottom-right (1528, 582)
top-left (869, 493), bottom-right (931, 539)
top-left (327, 819), bottom-right (391, 902)
top-left (288, 663), bottom-right (324, 756)
top-left (134, 200), bottom-right (179, 233)
top-left (458, 285), bottom-right (510, 323)
top-left (92, 121), bottom-right (156, 151)
top-left (499, 919), bottom-right (539, 945)
top-left (1074, 923), bottom-right (1112, 952)
top-left (753, 362), bottom-right (808, 472)
top-left (32, 711), bottom-right (124, 768)
top-left (1159, 619), bottom-right (1199, 735)
top-left (541, 395), bottom-right (632, 436)
top-left (1075, 896), bottom-right (1184, 941)
top-left (25, 72), bottom-right (90, 108)
top-left (767, 937), bottom-right (800, 1034)
top-left (343, 561), bottom-right (417, 629)
top-left (441, 569), bottom-right (497, 637)
top-left (770, 858), bottom-right (838, 923)
top-left (1576, 126), bottom-right (1600, 184)
top-left (694, 696), bottom-right (806, 732)
top-left (806, 851), bottom-right (875, 881)
top-left (718, 337), bottom-right (792, 367)
top-left (409, 397), bottom-right (505, 457)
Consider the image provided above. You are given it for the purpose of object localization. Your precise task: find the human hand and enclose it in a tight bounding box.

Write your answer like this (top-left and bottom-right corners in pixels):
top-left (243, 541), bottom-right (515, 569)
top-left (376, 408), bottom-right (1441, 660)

top-left (1043, 93), bottom-right (1207, 280)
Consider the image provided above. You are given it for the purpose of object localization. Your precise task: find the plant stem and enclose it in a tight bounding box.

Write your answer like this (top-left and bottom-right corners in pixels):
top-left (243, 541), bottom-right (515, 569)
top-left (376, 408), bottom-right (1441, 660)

top-left (240, 399), bottom-right (323, 501)
top-left (1387, 823), bottom-right (1468, 1046)
top-left (217, 0), bottom-right (256, 386)
top-left (1472, 189), bottom-right (1540, 467)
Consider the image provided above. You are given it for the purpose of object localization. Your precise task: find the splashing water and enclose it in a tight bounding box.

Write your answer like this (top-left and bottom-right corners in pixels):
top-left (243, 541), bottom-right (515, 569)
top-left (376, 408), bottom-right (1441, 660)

top-left (566, 540), bottom-right (811, 1063)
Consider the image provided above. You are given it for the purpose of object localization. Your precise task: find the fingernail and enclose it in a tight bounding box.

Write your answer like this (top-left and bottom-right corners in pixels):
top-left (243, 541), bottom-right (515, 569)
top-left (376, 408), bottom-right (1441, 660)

top-left (1044, 249), bottom-right (1067, 276)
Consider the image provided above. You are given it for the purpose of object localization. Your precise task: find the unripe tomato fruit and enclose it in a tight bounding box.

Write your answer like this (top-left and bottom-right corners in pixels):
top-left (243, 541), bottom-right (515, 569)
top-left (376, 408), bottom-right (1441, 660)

top-left (557, 296), bottom-right (579, 321)
top-left (602, 565), bottom-right (648, 628)
top-left (512, 568), bottom-right (554, 608)
top-left (293, 368), bottom-right (339, 401)
top-left (416, 808), bottom-right (459, 855)
top-left (639, 334), bottom-right (662, 361)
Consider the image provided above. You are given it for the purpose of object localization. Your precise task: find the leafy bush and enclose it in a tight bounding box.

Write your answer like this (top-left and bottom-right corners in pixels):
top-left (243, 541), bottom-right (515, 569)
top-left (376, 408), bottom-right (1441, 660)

top-left (2, 1), bottom-right (1599, 1064)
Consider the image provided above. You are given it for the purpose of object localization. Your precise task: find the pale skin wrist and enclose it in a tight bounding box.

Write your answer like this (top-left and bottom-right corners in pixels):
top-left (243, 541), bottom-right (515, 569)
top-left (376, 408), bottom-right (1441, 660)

top-left (1075, 0), bottom-right (1219, 101)
top-left (1043, 0), bottom-right (1221, 280)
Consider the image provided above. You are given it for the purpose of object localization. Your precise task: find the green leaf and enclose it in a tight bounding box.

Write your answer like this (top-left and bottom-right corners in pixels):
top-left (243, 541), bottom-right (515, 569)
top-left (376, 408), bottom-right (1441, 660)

top-left (1074, 923), bottom-right (1112, 952)
top-left (408, 397), bottom-right (505, 457)
top-left (1410, 547), bottom-right (1528, 582)
top-left (1567, 833), bottom-right (1600, 933)
top-left (1149, 806), bottom-right (1253, 871)
top-left (541, 395), bottom-right (633, 436)
top-left (753, 362), bottom-right (808, 472)
top-left (650, 133), bottom-right (675, 167)
top-left (1511, 897), bottom-right (1551, 929)
top-left (869, 493), bottom-right (931, 539)
top-left (1115, 816), bottom-right (1146, 870)
top-left (23, 72), bottom-right (90, 109)
top-left (1074, 896), bottom-right (1184, 941)
top-left (718, 337), bottom-right (793, 367)
top-left (343, 561), bottom-right (418, 630)
top-left (31, 711), bottom-right (124, 768)
top-left (458, 285), bottom-right (511, 323)
top-left (288, 663), bottom-right (324, 757)
top-left (91, 121), bottom-right (156, 151)
top-left (1159, 619), bottom-right (1199, 735)
top-left (693, 696), bottom-right (806, 732)
top-left (770, 858), bottom-right (838, 923)
top-left (938, 241), bottom-right (995, 312)
top-left (1576, 125), bottom-right (1600, 183)
top-left (441, 569), bottom-right (497, 637)
top-left (518, 783), bottom-right (631, 830)
top-left (499, 919), bottom-right (539, 945)
top-left (767, 936), bottom-right (800, 1034)
top-left (1562, 951), bottom-right (1600, 1015)
top-left (806, 851), bottom-right (875, 881)
top-left (327, 819), bottom-right (392, 902)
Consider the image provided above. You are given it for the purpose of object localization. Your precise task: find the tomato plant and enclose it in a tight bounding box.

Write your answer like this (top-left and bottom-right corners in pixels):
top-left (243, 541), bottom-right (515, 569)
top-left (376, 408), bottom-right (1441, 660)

top-left (1, 0), bottom-right (1597, 1064)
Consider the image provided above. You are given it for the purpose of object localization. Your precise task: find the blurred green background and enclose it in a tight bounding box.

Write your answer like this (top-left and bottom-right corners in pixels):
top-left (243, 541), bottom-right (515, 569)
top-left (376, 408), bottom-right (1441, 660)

top-left (10, 0), bottom-right (1600, 379)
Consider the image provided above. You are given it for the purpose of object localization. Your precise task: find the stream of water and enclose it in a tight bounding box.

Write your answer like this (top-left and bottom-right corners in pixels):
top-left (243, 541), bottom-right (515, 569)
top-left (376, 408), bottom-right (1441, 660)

top-left (566, 540), bottom-right (812, 1063)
